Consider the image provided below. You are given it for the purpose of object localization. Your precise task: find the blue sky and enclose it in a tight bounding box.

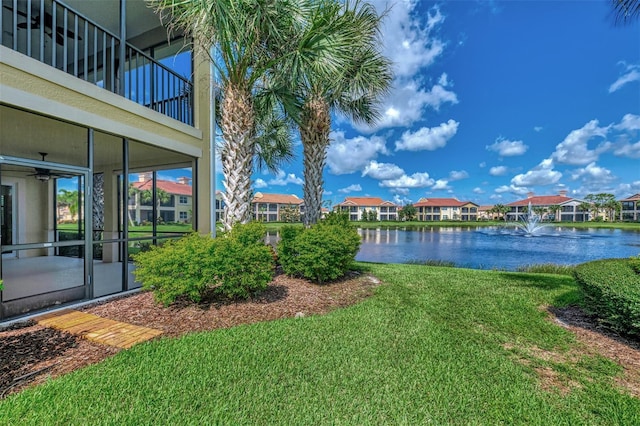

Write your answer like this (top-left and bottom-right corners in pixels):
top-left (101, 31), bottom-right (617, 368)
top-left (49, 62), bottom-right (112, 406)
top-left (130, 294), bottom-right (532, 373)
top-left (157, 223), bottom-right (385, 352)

top-left (215, 0), bottom-right (640, 207)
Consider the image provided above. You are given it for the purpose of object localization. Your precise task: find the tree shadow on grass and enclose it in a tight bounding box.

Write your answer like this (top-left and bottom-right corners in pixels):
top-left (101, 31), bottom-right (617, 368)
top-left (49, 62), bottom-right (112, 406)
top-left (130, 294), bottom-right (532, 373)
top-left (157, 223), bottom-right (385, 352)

top-left (497, 271), bottom-right (582, 306)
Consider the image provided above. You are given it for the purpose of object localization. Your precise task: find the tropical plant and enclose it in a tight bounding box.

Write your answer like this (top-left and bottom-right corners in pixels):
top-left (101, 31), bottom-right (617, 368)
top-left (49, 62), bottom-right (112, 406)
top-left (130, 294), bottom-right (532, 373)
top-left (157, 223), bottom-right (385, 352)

top-left (491, 204), bottom-right (510, 221)
top-left (585, 193), bottom-right (618, 221)
top-left (400, 204), bottom-right (417, 221)
top-left (611, 0), bottom-right (640, 24)
top-left (57, 189), bottom-right (80, 221)
top-left (532, 206), bottom-right (546, 219)
top-left (288, 0), bottom-right (392, 225)
top-left (577, 201), bottom-right (593, 221)
top-left (151, 0), bottom-right (304, 231)
top-left (547, 204), bottom-right (561, 222)
top-left (604, 199), bottom-right (622, 222)
top-left (280, 204), bottom-right (302, 223)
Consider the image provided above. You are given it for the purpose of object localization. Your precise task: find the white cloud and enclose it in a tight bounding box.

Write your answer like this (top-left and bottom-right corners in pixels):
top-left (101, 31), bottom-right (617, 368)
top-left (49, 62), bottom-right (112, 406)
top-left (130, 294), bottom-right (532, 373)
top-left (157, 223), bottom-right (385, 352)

top-left (352, 3), bottom-right (454, 132)
top-left (613, 141), bottom-right (640, 158)
top-left (326, 131), bottom-right (388, 175)
top-left (473, 187), bottom-right (485, 194)
top-left (362, 161), bottom-right (405, 180)
top-left (395, 119), bottom-right (459, 151)
top-left (511, 158), bottom-right (562, 187)
top-left (489, 166), bottom-right (508, 176)
top-left (268, 171), bottom-right (304, 186)
top-left (254, 178), bottom-right (268, 189)
top-left (612, 114), bottom-right (640, 158)
top-left (551, 119), bottom-right (610, 165)
top-left (363, 77), bottom-right (458, 131)
top-left (448, 170), bottom-right (469, 181)
top-left (486, 138), bottom-right (528, 156)
top-left (609, 63), bottom-right (640, 93)
top-left (338, 184), bottom-right (362, 194)
top-left (479, 162), bottom-right (486, 168)
top-left (392, 194), bottom-right (413, 204)
top-left (495, 185), bottom-right (531, 196)
top-left (391, 188), bottom-right (410, 196)
top-left (534, 126), bottom-right (543, 132)
top-left (380, 172), bottom-right (435, 189)
top-left (432, 179), bottom-right (450, 190)
top-left (375, 2), bottom-right (445, 78)
top-left (571, 162), bottom-right (616, 187)
top-left (323, 190), bottom-right (333, 196)
top-left (614, 113), bottom-right (640, 132)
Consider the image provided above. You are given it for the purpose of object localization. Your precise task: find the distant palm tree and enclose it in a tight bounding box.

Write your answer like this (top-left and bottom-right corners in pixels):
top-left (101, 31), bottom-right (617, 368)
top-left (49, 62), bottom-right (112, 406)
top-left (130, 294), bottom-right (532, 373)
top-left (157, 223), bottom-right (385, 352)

top-left (57, 189), bottom-right (80, 221)
top-left (548, 205), bottom-right (561, 222)
top-left (287, 0), bottom-right (392, 225)
top-left (577, 202), bottom-right (593, 222)
top-left (491, 204), bottom-right (510, 221)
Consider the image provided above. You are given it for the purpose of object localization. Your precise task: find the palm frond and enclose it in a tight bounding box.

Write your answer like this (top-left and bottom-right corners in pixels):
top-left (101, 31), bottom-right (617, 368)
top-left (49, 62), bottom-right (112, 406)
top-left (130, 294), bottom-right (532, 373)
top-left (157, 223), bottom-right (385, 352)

top-left (611, 0), bottom-right (640, 24)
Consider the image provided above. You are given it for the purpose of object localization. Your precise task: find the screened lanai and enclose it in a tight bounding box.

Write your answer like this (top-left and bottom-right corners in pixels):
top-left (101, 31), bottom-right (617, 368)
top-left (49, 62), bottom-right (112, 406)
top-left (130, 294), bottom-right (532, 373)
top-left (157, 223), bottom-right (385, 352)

top-left (0, 106), bottom-right (196, 320)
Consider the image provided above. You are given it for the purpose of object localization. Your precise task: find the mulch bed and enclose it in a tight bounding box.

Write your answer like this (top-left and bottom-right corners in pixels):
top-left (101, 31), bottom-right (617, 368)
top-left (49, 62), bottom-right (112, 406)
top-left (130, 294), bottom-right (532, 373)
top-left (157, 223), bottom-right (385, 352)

top-left (0, 272), bottom-right (380, 398)
top-left (1, 273), bottom-right (639, 400)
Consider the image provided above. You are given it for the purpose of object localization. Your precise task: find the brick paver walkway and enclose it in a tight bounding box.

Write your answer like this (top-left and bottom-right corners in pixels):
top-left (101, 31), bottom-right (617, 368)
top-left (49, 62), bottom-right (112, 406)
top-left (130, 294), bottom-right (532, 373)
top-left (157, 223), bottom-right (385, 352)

top-left (36, 309), bottom-right (162, 348)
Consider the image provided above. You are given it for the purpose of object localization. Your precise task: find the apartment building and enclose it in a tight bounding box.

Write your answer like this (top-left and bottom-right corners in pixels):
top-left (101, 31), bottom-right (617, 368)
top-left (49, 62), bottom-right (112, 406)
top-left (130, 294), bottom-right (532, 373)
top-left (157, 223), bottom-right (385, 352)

top-left (334, 197), bottom-right (399, 221)
top-left (505, 191), bottom-right (590, 222)
top-left (0, 0), bottom-right (215, 320)
top-left (620, 194), bottom-right (640, 222)
top-left (414, 198), bottom-right (479, 221)
top-left (129, 174), bottom-right (192, 224)
top-left (251, 192), bottom-right (303, 222)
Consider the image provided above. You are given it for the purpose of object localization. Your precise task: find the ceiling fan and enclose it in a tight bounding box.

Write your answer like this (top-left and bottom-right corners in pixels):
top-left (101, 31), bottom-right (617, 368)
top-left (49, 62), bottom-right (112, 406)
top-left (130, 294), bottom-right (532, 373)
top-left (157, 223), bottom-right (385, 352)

top-left (3, 4), bottom-right (82, 45)
top-left (27, 153), bottom-right (75, 183)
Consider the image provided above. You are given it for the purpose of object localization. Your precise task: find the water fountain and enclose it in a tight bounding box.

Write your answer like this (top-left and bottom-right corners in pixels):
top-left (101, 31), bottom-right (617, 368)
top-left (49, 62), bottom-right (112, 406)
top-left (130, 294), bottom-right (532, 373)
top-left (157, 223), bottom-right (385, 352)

top-left (512, 201), bottom-right (548, 236)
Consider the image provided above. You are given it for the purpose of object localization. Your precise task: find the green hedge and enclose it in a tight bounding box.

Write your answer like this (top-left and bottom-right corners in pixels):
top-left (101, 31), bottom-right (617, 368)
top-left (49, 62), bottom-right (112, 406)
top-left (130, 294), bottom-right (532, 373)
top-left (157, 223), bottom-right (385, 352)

top-left (573, 258), bottom-right (640, 337)
top-left (133, 222), bottom-right (274, 305)
top-left (278, 212), bottom-right (361, 284)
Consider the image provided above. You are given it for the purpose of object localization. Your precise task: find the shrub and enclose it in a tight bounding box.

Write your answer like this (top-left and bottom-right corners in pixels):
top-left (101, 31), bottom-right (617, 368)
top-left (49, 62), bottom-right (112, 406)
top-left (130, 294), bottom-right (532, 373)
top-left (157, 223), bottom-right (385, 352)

top-left (573, 258), bottom-right (640, 337)
top-left (211, 222), bottom-right (274, 299)
top-left (134, 222), bottom-right (274, 305)
top-left (278, 220), bottom-right (361, 284)
top-left (133, 233), bottom-right (217, 306)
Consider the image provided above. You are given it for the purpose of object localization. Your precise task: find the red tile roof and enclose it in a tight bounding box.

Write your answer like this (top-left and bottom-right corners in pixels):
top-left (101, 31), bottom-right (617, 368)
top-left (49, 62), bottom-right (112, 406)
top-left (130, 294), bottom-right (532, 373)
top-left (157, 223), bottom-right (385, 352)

top-left (506, 195), bottom-right (572, 207)
top-left (620, 193), bottom-right (640, 202)
top-left (413, 198), bottom-right (476, 207)
top-left (132, 179), bottom-right (192, 196)
top-left (252, 192), bottom-right (303, 205)
top-left (336, 197), bottom-right (396, 207)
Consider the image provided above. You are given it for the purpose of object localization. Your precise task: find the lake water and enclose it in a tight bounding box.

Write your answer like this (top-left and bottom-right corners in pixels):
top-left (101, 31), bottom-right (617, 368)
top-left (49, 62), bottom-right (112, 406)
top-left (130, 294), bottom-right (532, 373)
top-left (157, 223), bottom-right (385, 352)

top-left (354, 226), bottom-right (640, 270)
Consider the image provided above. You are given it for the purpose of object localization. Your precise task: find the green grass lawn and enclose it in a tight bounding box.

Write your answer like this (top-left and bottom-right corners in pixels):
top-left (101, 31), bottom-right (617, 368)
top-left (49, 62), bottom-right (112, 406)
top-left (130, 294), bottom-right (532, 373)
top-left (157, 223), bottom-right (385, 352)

top-left (1, 264), bottom-right (639, 424)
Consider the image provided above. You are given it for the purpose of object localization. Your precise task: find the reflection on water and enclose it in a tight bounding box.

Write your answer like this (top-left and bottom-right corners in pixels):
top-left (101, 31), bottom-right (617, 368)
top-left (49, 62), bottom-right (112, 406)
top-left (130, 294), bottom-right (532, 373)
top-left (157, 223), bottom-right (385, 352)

top-left (265, 226), bottom-right (639, 271)
top-left (356, 226), bottom-right (639, 270)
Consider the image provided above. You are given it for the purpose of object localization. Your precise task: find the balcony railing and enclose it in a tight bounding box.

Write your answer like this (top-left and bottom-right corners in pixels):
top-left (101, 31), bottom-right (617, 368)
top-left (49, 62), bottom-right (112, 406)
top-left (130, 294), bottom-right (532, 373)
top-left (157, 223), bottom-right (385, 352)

top-left (1, 0), bottom-right (193, 125)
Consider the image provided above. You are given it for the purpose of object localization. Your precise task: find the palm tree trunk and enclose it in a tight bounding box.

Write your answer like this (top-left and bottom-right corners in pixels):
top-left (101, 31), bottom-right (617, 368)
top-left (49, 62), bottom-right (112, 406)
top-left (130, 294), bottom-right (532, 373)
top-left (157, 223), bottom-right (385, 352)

top-left (220, 83), bottom-right (255, 231)
top-left (301, 97), bottom-right (331, 226)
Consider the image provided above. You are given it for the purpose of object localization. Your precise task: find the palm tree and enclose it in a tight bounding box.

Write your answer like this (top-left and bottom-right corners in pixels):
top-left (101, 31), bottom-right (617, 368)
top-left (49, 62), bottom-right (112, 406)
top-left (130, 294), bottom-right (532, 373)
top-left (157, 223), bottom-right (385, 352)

top-left (491, 204), bottom-right (510, 221)
top-left (548, 205), bottom-right (561, 222)
top-left (57, 189), bottom-right (80, 221)
top-left (577, 202), bottom-right (593, 222)
top-left (611, 0), bottom-right (640, 24)
top-left (288, 0), bottom-right (392, 225)
top-left (151, 0), bottom-right (304, 230)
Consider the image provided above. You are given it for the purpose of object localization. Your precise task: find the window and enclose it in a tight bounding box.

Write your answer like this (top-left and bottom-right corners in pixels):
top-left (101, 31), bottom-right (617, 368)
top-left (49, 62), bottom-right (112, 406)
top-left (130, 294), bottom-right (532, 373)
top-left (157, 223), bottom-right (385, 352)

top-left (179, 196), bottom-right (188, 204)
top-left (179, 211), bottom-right (188, 220)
